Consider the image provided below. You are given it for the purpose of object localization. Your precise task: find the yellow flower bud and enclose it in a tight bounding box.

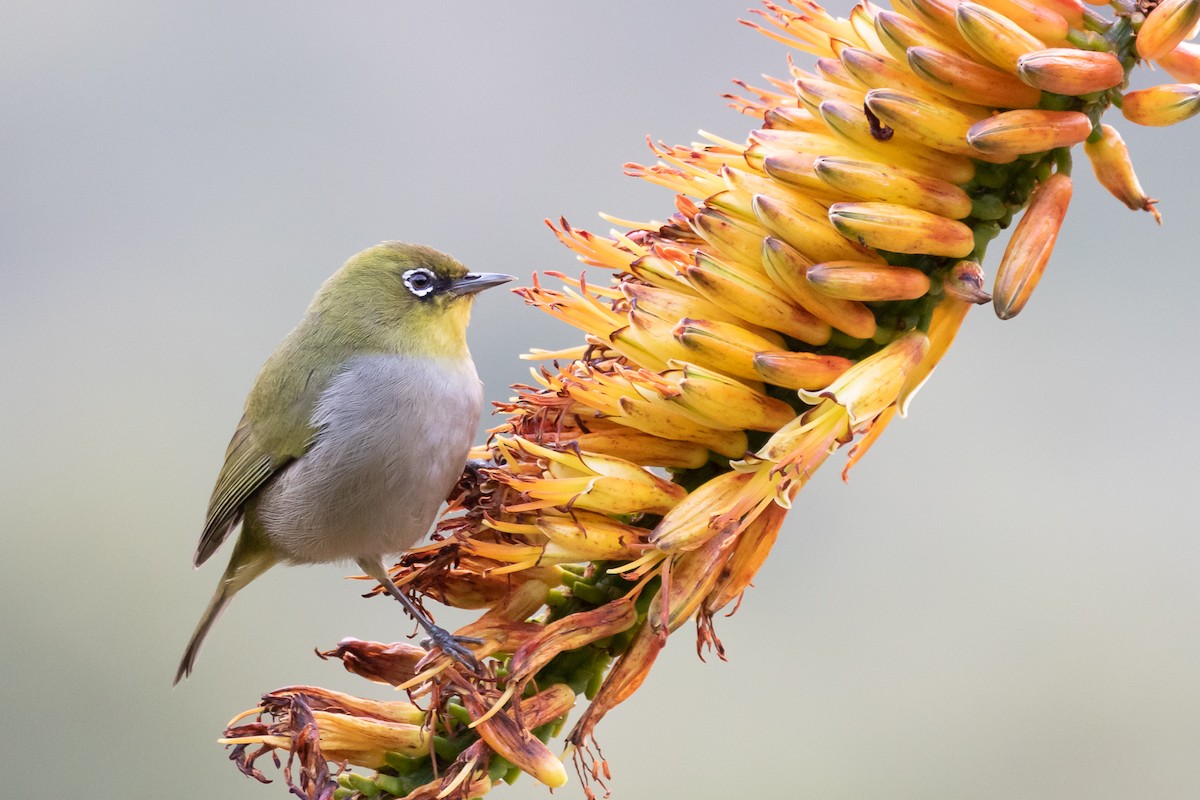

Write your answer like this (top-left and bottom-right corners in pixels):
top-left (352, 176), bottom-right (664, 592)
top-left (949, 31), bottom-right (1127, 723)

top-left (760, 236), bottom-right (879, 340)
top-left (571, 427), bottom-right (711, 470)
top-left (973, 0), bottom-right (1070, 43)
top-left (828, 201), bottom-right (976, 258)
top-left (955, 1), bottom-right (1046, 73)
top-left (674, 316), bottom-right (800, 382)
top-left (650, 470), bottom-right (754, 552)
top-left (907, 45), bottom-right (1043, 109)
top-left (813, 155), bottom-right (973, 219)
top-left (1121, 82), bottom-right (1200, 126)
top-left (669, 362), bottom-right (798, 433)
top-left (817, 98), bottom-right (980, 183)
top-left (806, 261), bottom-right (932, 301)
top-left (753, 350), bottom-right (854, 390)
top-left (752, 192), bottom-right (885, 265)
top-left (1136, 0), bottom-right (1200, 61)
top-left (684, 250), bottom-right (833, 344)
top-left (864, 88), bottom-right (989, 160)
top-left (875, 10), bottom-right (966, 66)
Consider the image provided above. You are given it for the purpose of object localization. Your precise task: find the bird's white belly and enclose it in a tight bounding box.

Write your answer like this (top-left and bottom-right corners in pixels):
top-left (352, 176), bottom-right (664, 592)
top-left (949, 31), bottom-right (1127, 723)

top-left (256, 354), bottom-right (482, 564)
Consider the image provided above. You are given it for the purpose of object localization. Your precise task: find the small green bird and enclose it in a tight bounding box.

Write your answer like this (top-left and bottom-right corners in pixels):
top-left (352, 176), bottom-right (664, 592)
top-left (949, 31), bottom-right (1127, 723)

top-left (175, 242), bottom-right (513, 683)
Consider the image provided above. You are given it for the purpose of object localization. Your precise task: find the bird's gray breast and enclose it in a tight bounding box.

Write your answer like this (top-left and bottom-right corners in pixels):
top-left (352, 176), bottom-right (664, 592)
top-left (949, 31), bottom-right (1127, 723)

top-left (256, 354), bottom-right (483, 564)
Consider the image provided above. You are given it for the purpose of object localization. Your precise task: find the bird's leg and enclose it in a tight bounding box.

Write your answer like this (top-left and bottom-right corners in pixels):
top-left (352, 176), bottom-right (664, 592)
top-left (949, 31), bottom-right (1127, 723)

top-left (356, 557), bottom-right (482, 671)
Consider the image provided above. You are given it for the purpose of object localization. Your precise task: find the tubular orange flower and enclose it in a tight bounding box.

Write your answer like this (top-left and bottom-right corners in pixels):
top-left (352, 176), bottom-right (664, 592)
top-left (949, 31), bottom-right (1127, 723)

top-left (993, 172), bottom-right (1073, 319)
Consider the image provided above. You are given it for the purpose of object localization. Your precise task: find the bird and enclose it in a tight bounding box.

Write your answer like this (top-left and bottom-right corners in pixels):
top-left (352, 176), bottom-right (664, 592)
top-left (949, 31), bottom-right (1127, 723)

top-left (175, 241), bottom-right (513, 683)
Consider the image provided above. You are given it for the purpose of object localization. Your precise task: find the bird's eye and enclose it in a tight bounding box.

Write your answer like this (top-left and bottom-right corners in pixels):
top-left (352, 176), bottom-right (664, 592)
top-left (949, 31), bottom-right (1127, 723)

top-left (402, 268), bottom-right (437, 297)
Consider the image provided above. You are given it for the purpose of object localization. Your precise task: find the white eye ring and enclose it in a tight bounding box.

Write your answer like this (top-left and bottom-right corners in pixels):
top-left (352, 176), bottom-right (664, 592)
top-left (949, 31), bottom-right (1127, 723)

top-left (402, 268), bottom-right (437, 297)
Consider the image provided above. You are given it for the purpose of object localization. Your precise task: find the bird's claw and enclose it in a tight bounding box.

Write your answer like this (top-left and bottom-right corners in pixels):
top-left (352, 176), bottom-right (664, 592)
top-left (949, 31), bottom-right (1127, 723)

top-left (420, 626), bottom-right (484, 672)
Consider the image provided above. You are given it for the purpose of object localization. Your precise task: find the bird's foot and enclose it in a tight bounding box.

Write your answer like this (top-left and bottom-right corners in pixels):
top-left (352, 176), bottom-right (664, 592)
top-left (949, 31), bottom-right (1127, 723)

top-left (420, 624), bottom-right (484, 672)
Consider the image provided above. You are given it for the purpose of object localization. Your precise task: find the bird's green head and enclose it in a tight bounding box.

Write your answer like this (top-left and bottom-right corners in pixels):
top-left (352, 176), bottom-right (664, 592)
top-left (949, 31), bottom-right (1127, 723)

top-left (314, 241), bottom-right (513, 359)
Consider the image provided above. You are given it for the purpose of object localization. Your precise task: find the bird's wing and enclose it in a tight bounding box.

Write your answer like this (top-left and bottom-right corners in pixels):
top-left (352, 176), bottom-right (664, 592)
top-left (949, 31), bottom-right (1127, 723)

top-left (192, 320), bottom-right (357, 566)
top-left (193, 417), bottom-right (294, 566)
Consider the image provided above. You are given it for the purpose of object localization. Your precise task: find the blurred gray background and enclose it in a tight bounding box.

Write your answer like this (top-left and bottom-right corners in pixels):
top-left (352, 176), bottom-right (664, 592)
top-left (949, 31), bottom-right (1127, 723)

top-left (3, 1), bottom-right (1198, 798)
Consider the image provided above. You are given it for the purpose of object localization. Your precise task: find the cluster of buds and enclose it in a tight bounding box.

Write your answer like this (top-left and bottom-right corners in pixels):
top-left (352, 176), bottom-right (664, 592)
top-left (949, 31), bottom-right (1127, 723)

top-left (222, 1), bottom-right (1197, 798)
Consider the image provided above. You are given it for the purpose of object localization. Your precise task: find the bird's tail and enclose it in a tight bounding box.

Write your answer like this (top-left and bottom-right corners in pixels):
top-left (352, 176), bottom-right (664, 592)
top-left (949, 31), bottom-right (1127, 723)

top-left (174, 544), bottom-right (275, 684)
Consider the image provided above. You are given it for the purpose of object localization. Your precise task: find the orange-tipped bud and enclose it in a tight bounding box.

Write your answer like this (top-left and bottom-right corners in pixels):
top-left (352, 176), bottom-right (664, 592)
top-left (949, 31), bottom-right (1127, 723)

top-left (838, 45), bottom-right (969, 109)
top-left (1016, 48), bottom-right (1125, 95)
top-left (690, 209), bottom-right (773, 271)
top-left (816, 99), bottom-right (980, 184)
top-left (571, 428), bottom-right (710, 470)
top-left (894, 0), bottom-right (969, 43)
top-left (622, 282), bottom-right (745, 330)
top-left (674, 316), bottom-right (798, 381)
top-left (955, 1), bottom-right (1046, 73)
top-left (753, 350), bottom-right (854, 390)
top-left (1121, 83), bottom-right (1200, 126)
top-left (795, 76), bottom-right (866, 114)
top-left (973, 0), bottom-right (1070, 42)
top-left (752, 192), bottom-right (885, 265)
top-left (907, 45), bottom-right (1044, 109)
top-left (1157, 41), bottom-right (1200, 82)
top-left (498, 437), bottom-right (687, 516)
top-left (806, 261), bottom-right (932, 301)
top-left (1083, 123), bottom-right (1161, 221)
top-left (762, 151), bottom-right (836, 196)
top-left (760, 237), bottom-right (879, 340)
top-left (966, 109), bottom-right (1094, 158)
top-left (670, 362), bottom-right (798, 433)
top-left (943, 260), bottom-right (993, 304)
top-left (875, 10), bottom-right (967, 65)
top-left (813, 155), bottom-right (973, 219)
top-left (828, 201), bottom-right (976, 258)
top-left (993, 172), bottom-right (1072, 319)
top-left (685, 251), bottom-right (833, 345)
top-left (864, 89), bottom-right (993, 160)
top-left (1137, 0), bottom-right (1200, 61)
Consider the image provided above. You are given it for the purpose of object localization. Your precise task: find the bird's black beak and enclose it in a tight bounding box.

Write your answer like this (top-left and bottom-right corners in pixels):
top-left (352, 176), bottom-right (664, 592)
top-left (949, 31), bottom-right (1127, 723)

top-left (450, 272), bottom-right (516, 296)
